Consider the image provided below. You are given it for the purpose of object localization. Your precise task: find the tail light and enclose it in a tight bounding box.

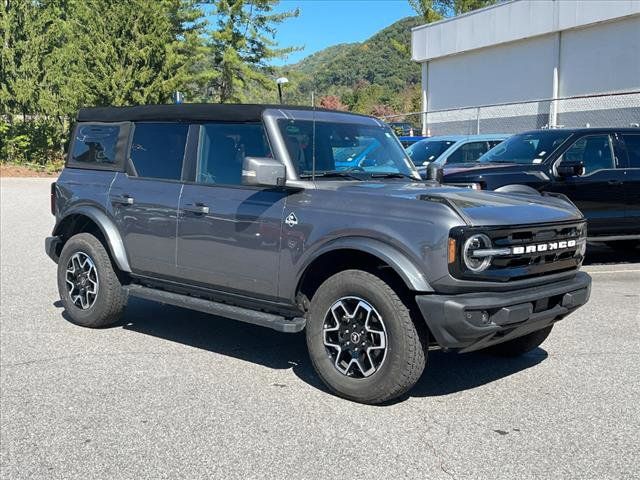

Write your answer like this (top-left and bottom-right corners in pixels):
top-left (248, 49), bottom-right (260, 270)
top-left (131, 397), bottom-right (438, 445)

top-left (50, 182), bottom-right (57, 215)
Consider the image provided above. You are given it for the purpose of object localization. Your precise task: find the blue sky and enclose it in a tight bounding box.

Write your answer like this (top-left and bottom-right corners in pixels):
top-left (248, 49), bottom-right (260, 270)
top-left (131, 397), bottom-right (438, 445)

top-left (271, 0), bottom-right (416, 65)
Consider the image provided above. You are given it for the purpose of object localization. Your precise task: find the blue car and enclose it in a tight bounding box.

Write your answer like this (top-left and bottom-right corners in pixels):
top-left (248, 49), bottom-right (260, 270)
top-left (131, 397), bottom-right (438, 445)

top-left (398, 135), bottom-right (428, 148)
top-left (406, 134), bottom-right (510, 177)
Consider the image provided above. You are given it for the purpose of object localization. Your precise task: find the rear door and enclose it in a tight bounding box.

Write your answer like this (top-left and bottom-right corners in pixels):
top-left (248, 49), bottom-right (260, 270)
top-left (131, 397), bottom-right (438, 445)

top-left (109, 122), bottom-right (191, 277)
top-left (545, 133), bottom-right (627, 236)
top-left (176, 122), bottom-right (287, 299)
top-left (619, 133), bottom-right (640, 234)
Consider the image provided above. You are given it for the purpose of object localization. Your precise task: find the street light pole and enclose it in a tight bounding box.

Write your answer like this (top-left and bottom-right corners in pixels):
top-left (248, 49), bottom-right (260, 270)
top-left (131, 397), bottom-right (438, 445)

top-left (275, 77), bottom-right (289, 104)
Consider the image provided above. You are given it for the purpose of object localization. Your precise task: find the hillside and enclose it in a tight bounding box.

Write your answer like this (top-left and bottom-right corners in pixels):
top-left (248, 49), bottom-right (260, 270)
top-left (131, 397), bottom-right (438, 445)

top-left (279, 16), bottom-right (424, 114)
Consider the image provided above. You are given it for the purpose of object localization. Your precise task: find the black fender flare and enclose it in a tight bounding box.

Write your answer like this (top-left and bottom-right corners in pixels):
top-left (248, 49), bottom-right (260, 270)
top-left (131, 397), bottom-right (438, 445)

top-left (53, 205), bottom-right (131, 272)
top-left (494, 184), bottom-right (541, 196)
top-left (295, 237), bottom-right (434, 294)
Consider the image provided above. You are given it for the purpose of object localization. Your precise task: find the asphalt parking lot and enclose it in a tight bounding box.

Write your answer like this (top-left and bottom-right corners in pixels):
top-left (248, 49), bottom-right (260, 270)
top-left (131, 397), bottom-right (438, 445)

top-left (1, 177), bottom-right (639, 480)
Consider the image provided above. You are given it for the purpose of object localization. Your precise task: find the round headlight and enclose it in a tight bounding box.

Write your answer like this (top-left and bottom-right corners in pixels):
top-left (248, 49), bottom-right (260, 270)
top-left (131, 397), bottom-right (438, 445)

top-left (463, 234), bottom-right (493, 272)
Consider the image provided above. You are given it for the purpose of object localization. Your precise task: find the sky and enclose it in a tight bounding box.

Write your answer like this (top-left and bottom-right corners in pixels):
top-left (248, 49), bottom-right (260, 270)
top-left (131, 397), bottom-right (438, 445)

top-left (271, 0), bottom-right (416, 65)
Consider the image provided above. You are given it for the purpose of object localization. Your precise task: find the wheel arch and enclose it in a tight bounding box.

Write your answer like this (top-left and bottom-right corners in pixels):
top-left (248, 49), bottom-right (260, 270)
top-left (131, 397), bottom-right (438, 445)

top-left (494, 184), bottom-right (541, 196)
top-left (53, 206), bottom-right (131, 272)
top-left (294, 237), bottom-right (433, 306)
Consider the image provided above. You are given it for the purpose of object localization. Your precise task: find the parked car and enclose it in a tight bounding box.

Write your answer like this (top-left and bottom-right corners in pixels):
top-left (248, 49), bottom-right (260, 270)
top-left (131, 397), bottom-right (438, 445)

top-left (46, 104), bottom-right (591, 404)
top-left (442, 128), bottom-right (640, 249)
top-left (407, 134), bottom-right (509, 177)
top-left (398, 135), bottom-right (428, 148)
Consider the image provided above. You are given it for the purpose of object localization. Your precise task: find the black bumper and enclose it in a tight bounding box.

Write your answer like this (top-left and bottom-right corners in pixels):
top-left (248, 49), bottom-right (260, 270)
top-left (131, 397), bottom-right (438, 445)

top-left (416, 271), bottom-right (591, 352)
top-left (45, 236), bottom-right (61, 263)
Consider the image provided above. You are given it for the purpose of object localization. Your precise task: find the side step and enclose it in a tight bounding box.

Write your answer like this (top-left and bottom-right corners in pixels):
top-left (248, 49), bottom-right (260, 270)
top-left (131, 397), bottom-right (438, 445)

top-left (125, 285), bottom-right (306, 333)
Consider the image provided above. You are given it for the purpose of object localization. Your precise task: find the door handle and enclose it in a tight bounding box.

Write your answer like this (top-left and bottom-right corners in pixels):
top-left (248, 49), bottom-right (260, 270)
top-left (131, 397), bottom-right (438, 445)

top-left (608, 180), bottom-right (623, 186)
top-left (183, 203), bottom-right (210, 214)
top-left (111, 194), bottom-right (134, 205)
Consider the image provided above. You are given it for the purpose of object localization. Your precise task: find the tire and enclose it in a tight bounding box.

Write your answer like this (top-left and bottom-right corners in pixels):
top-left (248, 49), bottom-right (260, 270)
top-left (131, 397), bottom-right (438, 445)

top-left (57, 233), bottom-right (127, 328)
top-left (485, 325), bottom-right (553, 357)
top-left (605, 240), bottom-right (639, 251)
top-left (306, 269), bottom-right (427, 404)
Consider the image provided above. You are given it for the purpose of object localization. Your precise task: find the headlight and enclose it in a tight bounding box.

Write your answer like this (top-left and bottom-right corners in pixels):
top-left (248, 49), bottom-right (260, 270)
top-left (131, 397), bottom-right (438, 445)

top-left (463, 234), bottom-right (493, 272)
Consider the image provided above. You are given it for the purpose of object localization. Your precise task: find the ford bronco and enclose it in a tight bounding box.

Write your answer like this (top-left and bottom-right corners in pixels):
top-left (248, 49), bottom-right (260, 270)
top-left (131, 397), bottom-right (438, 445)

top-left (46, 104), bottom-right (592, 404)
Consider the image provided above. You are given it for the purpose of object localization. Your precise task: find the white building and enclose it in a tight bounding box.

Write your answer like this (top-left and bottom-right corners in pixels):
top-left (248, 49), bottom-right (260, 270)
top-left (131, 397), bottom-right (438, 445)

top-left (411, 0), bottom-right (640, 135)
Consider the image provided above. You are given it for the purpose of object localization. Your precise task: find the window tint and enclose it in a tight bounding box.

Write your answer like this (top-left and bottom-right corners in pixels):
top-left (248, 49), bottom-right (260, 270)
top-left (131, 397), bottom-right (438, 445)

top-left (71, 124), bottom-right (120, 165)
top-left (446, 142), bottom-right (488, 164)
top-left (480, 131), bottom-right (571, 164)
top-left (562, 135), bottom-right (614, 175)
top-left (622, 134), bottom-right (640, 168)
top-left (129, 123), bottom-right (188, 180)
top-left (197, 123), bottom-right (271, 185)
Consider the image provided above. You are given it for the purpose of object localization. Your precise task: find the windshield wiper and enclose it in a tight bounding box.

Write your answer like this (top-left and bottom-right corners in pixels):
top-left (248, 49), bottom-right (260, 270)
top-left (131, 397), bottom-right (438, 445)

top-left (299, 170), bottom-right (365, 180)
top-left (369, 172), bottom-right (420, 181)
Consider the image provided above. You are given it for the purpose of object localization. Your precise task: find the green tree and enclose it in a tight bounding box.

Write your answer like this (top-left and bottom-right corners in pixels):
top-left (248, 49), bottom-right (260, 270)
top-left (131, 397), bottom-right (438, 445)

top-left (409, 0), bottom-right (499, 21)
top-left (206, 0), bottom-right (300, 103)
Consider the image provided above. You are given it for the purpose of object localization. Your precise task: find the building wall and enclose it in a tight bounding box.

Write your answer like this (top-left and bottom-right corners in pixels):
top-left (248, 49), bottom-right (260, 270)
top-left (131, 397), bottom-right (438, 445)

top-left (559, 15), bottom-right (640, 97)
top-left (426, 34), bottom-right (558, 110)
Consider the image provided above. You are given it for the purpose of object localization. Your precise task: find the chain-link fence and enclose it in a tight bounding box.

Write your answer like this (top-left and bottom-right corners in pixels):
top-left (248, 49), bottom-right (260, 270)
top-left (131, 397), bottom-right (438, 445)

top-left (382, 90), bottom-right (640, 136)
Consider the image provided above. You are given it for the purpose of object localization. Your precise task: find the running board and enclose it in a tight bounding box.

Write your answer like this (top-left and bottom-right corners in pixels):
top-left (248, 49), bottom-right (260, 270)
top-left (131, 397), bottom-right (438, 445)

top-left (125, 285), bottom-right (306, 333)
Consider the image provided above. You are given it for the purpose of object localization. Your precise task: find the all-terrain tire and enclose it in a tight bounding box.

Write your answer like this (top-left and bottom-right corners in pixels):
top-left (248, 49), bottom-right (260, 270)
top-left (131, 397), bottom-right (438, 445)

top-left (57, 233), bottom-right (127, 328)
top-left (485, 325), bottom-right (553, 357)
top-left (306, 269), bottom-right (427, 404)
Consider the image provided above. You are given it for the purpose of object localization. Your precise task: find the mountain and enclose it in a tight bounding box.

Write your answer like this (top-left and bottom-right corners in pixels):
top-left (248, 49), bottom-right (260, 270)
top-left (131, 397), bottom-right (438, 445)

top-left (279, 16), bottom-right (424, 115)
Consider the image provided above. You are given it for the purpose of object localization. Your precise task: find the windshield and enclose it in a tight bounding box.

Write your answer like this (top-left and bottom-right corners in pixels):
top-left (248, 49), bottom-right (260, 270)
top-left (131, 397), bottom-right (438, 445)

top-left (277, 119), bottom-right (419, 180)
top-left (406, 139), bottom-right (456, 166)
top-left (479, 131), bottom-right (571, 164)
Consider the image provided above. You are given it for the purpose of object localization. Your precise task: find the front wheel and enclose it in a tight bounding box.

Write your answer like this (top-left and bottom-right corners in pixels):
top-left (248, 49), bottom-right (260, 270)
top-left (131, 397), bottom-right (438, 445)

top-left (485, 325), bottom-right (553, 357)
top-left (57, 233), bottom-right (127, 328)
top-left (306, 270), bottom-right (427, 404)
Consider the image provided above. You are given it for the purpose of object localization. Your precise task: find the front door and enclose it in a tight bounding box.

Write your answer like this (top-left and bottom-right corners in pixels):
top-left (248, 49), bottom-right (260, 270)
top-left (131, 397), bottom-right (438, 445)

top-left (620, 133), bottom-right (640, 235)
top-left (545, 134), bottom-right (627, 236)
top-left (110, 122), bottom-right (190, 277)
top-left (176, 122), bottom-right (287, 299)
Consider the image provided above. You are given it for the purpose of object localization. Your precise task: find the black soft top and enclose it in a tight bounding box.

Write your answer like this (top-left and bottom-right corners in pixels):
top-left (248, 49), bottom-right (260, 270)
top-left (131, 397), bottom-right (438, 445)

top-left (76, 103), bottom-right (352, 123)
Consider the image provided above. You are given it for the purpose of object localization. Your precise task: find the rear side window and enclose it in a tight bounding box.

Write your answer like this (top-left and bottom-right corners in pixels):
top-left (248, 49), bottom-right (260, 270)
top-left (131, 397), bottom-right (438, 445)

top-left (622, 134), bottom-right (640, 168)
top-left (129, 123), bottom-right (189, 180)
top-left (68, 122), bottom-right (130, 170)
top-left (447, 141), bottom-right (489, 164)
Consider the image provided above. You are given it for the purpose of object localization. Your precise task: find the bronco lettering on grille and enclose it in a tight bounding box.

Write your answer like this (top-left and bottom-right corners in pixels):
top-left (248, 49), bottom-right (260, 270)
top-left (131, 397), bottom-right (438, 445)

top-left (512, 239), bottom-right (576, 255)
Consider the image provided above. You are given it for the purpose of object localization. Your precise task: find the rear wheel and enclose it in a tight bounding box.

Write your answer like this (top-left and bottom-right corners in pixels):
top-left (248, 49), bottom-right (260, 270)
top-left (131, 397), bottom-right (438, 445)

top-left (306, 269), bottom-right (427, 404)
top-left (57, 233), bottom-right (127, 328)
top-left (485, 325), bottom-right (553, 357)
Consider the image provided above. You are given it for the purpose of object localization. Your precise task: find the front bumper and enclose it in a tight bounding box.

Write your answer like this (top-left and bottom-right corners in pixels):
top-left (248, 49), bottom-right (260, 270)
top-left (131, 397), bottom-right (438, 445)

top-left (416, 271), bottom-right (591, 352)
top-left (45, 236), bottom-right (61, 263)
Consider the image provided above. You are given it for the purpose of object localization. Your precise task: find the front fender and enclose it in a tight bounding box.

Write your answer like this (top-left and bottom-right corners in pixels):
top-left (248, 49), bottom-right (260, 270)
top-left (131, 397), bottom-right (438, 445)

top-left (296, 236), bottom-right (434, 294)
top-left (54, 205), bottom-right (131, 272)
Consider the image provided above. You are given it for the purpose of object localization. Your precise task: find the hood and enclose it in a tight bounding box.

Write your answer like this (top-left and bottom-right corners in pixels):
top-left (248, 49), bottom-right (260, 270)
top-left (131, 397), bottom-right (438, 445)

top-left (314, 180), bottom-right (583, 227)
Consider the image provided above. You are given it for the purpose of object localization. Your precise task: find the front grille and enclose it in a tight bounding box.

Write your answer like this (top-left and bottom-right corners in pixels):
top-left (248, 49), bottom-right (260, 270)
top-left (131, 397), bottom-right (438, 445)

top-left (450, 221), bottom-right (587, 282)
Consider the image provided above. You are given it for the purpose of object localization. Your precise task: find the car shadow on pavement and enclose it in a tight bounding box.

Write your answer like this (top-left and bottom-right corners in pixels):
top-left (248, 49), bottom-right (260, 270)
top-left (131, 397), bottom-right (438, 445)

top-left (97, 297), bottom-right (548, 402)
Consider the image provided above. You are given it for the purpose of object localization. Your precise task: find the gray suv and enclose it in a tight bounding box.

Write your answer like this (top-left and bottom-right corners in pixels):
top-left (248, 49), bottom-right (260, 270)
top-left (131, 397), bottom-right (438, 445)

top-left (46, 104), bottom-right (592, 404)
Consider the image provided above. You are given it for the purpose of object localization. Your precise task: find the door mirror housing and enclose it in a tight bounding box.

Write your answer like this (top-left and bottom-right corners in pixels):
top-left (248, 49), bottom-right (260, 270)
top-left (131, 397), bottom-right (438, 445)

top-left (557, 159), bottom-right (585, 177)
top-left (242, 157), bottom-right (286, 187)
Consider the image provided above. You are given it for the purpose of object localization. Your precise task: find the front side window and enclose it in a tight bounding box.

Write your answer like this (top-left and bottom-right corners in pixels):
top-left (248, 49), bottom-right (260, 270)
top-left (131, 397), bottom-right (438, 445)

top-left (197, 123), bottom-right (271, 185)
top-left (561, 135), bottom-right (614, 175)
top-left (407, 139), bottom-right (455, 166)
top-left (129, 123), bottom-right (189, 180)
top-left (278, 119), bottom-right (417, 179)
top-left (446, 141), bottom-right (489, 164)
top-left (71, 124), bottom-right (120, 165)
top-left (480, 131), bottom-right (571, 165)
top-left (622, 134), bottom-right (640, 168)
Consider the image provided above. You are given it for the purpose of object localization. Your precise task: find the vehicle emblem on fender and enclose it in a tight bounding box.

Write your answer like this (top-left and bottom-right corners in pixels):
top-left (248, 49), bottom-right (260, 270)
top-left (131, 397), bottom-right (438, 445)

top-left (285, 212), bottom-right (298, 227)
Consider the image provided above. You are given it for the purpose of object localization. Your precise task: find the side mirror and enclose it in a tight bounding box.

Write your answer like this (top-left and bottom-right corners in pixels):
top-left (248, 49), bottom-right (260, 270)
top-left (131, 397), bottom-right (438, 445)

top-left (242, 157), bottom-right (286, 187)
top-left (557, 159), bottom-right (585, 177)
top-left (426, 164), bottom-right (443, 183)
